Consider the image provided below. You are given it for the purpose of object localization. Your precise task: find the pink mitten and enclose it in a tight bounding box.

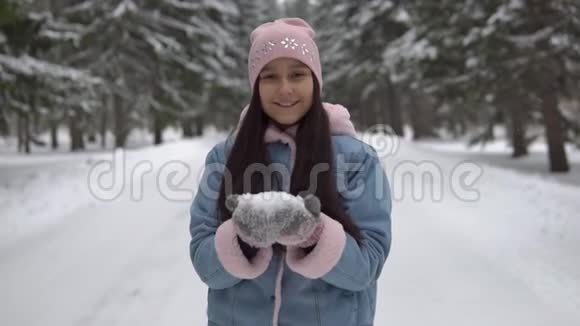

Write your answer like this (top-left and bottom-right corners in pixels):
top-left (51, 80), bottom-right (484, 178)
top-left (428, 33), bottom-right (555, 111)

top-left (276, 194), bottom-right (322, 246)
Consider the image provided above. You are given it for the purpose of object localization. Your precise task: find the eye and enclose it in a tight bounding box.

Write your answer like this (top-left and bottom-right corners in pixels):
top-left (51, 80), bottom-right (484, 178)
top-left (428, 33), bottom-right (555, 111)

top-left (260, 74), bottom-right (274, 80)
top-left (291, 72), bottom-right (306, 78)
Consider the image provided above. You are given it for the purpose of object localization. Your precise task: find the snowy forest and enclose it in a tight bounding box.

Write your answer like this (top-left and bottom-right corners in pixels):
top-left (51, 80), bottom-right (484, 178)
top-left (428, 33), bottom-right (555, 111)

top-left (2, 2), bottom-right (580, 325)
top-left (1, 0), bottom-right (579, 174)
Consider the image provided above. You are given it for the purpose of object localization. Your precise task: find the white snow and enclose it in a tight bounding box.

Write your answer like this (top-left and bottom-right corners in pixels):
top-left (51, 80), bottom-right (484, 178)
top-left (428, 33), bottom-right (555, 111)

top-left (164, 0), bottom-right (201, 11)
top-left (506, 26), bottom-right (555, 49)
top-left (0, 127), bottom-right (223, 249)
top-left (62, 0), bottom-right (95, 15)
top-left (380, 137), bottom-right (580, 325)
top-left (394, 8), bottom-right (410, 23)
top-left (1, 130), bottom-right (579, 325)
top-left (0, 54), bottom-right (101, 84)
top-left (465, 56), bottom-right (479, 68)
top-left (112, 0), bottom-right (137, 18)
top-left (203, 0), bottom-right (239, 16)
top-left (463, 27), bottom-right (481, 46)
top-left (39, 29), bottom-right (81, 42)
top-left (487, 4), bottom-right (513, 25)
top-left (382, 28), bottom-right (439, 67)
top-left (236, 191), bottom-right (305, 213)
top-left (357, 9), bottom-right (376, 26)
top-left (415, 136), bottom-right (580, 187)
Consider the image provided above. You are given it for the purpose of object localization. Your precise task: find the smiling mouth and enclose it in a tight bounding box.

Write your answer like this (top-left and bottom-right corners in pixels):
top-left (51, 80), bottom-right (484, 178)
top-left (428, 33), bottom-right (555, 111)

top-left (274, 101), bottom-right (299, 108)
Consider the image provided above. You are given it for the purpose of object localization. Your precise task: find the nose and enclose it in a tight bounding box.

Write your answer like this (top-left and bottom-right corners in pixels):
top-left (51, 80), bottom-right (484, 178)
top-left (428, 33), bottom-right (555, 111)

top-left (278, 78), bottom-right (293, 95)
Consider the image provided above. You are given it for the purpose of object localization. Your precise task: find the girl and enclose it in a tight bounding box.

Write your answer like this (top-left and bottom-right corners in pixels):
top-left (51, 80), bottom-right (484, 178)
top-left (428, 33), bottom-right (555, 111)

top-left (189, 17), bottom-right (392, 326)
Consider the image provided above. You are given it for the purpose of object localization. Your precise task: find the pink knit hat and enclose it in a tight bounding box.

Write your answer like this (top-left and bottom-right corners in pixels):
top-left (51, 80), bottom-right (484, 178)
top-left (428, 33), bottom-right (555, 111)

top-left (248, 18), bottom-right (322, 92)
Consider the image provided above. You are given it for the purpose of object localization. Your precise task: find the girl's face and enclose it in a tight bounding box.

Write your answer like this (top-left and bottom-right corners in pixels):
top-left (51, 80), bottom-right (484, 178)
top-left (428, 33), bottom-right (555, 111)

top-left (258, 58), bottom-right (314, 128)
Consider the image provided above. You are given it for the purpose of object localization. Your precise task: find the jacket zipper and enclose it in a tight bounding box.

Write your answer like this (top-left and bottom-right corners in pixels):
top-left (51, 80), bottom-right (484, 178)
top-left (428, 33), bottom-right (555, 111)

top-left (272, 249), bottom-right (285, 326)
top-left (314, 289), bottom-right (321, 326)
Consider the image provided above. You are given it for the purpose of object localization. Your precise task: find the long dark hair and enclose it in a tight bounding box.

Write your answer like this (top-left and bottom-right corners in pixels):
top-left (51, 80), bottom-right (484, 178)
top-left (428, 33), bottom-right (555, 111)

top-left (217, 77), bottom-right (362, 254)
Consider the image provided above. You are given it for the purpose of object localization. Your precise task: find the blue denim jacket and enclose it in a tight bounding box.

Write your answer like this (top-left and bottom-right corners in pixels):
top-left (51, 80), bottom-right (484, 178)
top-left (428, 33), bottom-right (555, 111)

top-left (189, 134), bottom-right (392, 326)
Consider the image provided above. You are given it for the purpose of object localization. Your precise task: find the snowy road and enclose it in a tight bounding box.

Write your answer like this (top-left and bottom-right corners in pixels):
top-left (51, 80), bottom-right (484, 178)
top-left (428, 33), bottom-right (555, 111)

top-left (1, 134), bottom-right (579, 326)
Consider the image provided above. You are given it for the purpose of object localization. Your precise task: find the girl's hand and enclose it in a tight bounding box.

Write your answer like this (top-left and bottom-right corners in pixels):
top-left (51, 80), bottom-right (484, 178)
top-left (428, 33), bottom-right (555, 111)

top-left (226, 194), bottom-right (282, 248)
top-left (225, 192), bottom-right (322, 248)
top-left (276, 194), bottom-right (322, 246)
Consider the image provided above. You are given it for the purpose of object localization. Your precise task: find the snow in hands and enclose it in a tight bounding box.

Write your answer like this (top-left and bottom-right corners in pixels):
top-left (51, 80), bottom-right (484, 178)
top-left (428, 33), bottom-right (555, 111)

top-left (225, 191), bottom-right (321, 248)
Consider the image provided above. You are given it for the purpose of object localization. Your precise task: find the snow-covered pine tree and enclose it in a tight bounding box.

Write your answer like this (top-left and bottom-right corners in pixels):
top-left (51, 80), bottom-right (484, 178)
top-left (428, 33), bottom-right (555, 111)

top-left (206, 0), bottom-right (277, 131)
top-left (41, 0), bottom-right (243, 146)
top-left (312, 1), bottom-right (363, 118)
top-left (313, 1), bottom-right (408, 135)
top-left (403, 0), bottom-right (578, 171)
top-left (1, 0), bottom-right (101, 152)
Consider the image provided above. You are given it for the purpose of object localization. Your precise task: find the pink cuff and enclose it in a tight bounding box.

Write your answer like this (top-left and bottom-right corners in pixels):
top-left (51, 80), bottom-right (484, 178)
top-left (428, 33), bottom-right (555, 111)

top-left (286, 213), bottom-right (346, 279)
top-left (296, 221), bottom-right (325, 248)
top-left (214, 219), bottom-right (273, 279)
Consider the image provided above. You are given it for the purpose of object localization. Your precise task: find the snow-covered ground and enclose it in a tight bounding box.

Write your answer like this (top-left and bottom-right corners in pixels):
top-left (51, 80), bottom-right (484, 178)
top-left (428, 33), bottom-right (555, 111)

top-left (1, 131), bottom-right (579, 325)
top-left (415, 137), bottom-right (580, 187)
top-left (0, 127), bottom-right (216, 249)
top-left (380, 137), bottom-right (580, 325)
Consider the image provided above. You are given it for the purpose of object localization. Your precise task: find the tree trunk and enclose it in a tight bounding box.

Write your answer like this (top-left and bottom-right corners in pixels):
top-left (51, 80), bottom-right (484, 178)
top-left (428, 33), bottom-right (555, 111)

top-left (455, 115), bottom-right (467, 138)
top-left (69, 118), bottom-right (78, 151)
top-left (507, 104), bottom-right (528, 158)
top-left (17, 114), bottom-right (23, 152)
top-left (385, 78), bottom-right (404, 136)
top-left (50, 120), bottom-right (59, 150)
top-left (100, 97), bottom-right (108, 149)
top-left (69, 113), bottom-right (84, 152)
top-left (0, 104), bottom-right (9, 136)
top-left (153, 111), bottom-right (163, 145)
top-left (182, 118), bottom-right (194, 138)
top-left (32, 110), bottom-right (40, 135)
top-left (113, 95), bottom-right (129, 148)
top-left (194, 115), bottom-right (204, 136)
top-left (408, 90), bottom-right (436, 140)
top-left (87, 119), bottom-right (96, 144)
top-left (500, 90), bottom-right (528, 158)
top-left (23, 113), bottom-right (31, 154)
top-left (358, 95), bottom-right (370, 130)
top-left (522, 0), bottom-right (569, 172)
top-left (540, 90), bottom-right (569, 172)
top-left (17, 113), bottom-right (31, 153)
top-left (79, 125), bottom-right (85, 149)
top-left (374, 93), bottom-right (383, 127)
top-left (364, 96), bottom-right (374, 129)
